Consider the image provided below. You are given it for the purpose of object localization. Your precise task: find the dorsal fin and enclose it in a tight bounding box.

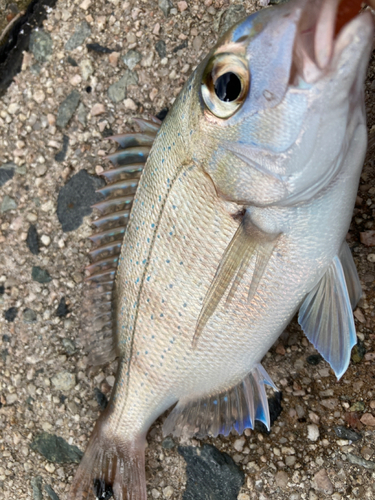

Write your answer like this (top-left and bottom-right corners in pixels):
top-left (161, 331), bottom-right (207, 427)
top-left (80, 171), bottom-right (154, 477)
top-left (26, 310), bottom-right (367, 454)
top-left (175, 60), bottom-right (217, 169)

top-left (193, 212), bottom-right (280, 348)
top-left (81, 118), bottom-right (161, 366)
top-left (162, 364), bottom-right (278, 439)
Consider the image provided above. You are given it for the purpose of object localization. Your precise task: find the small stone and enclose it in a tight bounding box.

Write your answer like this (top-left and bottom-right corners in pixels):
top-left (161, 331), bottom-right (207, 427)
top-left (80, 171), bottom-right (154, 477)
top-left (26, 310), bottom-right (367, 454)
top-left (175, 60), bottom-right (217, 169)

top-left (123, 49), bottom-right (142, 70)
top-left (91, 103), bottom-right (106, 116)
top-left (56, 91), bottom-right (80, 128)
top-left (94, 387), bottom-right (108, 410)
top-left (285, 456), bottom-right (296, 467)
top-left (152, 489), bottom-right (161, 499)
top-left (32, 266), bottom-right (52, 284)
top-left (233, 437), bottom-right (246, 452)
top-left (65, 21), bottom-right (91, 51)
top-left (62, 338), bottom-right (76, 355)
top-left (0, 163), bottom-right (15, 187)
top-left (307, 424), bottom-right (320, 442)
top-left (334, 426), bottom-right (361, 442)
top-left (4, 307), bottom-right (18, 322)
top-left (55, 135), bottom-right (69, 162)
top-left (124, 98), bottom-right (137, 111)
top-left (163, 486), bottom-right (173, 498)
top-left (162, 437), bottom-right (175, 450)
top-left (57, 170), bottom-right (104, 232)
top-left (367, 254), bottom-right (375, 263)
top-left (107, 70), bottom-right (138, 103)
top-left (350, 401), bottom-right (365, 412)
top-left (80, 0), bottom-right (91, 10)
top-left (360, 231), bottom-right (375, 246)
top-left (56, 298), bottom-right (69, 317)
top-left (1, 195), bottom-right (17, 213)
top-left (35, 164), bottom-right (47, 177)
top-left (351, 340), bottom-right (366, 363)
top-left (33, 90), bottom-right (45, 104)
top-left (312, 469), bottom-right (334, 495)
top-left (44, 484), bottom-right (60, 500)
top-left (141, 51), bottom-right (154, 68)
top-left (193, 36), bottom-right (203, 52)
top-left (30, 433), bottom-right (83, 463)
top-left (51, 371), bottom-right (76, 391)
top-left (80, 59), bottom-right (94, 80)
top-left (109, 52), bottom-right (120, 66)
top-left (361, 446), bottom-right (373, 460)
top-left (275, 470), bottom-right (289, 489)
top-left (70, 74), bottom-right (82, 86)
top-left (155, 40), bottom-right (166, 59)
top-left (6, 393), bottom-right (18, 405)
top-left (87, 42), bottom-right (112, 53)
top-left (178, 444), bottom-right (244, 500)
top-left (320, 398), bottom-right (338, 410)
top-left (360, 413), bottom-right (375, 426)
top-left (177, 1), bottom-right (188, 11)
top-left (31, 476), bottom-right (43, 500)
top-left (77, 103), bottom-right (87, 126)
top-left (45, 463), bottom-right (55, 473)
top-left (23, 308), bottom-right (37, 323)
top-left (8, 102), bottom-right (19, 114)
top-left (158, 0), bottom-right (173, 16)
top-left (347, 453), bottom-right (375, 470)
top-left (29, 30), bottom-right (53, 63)
top-left (40, 235), bottom-right (51, 246)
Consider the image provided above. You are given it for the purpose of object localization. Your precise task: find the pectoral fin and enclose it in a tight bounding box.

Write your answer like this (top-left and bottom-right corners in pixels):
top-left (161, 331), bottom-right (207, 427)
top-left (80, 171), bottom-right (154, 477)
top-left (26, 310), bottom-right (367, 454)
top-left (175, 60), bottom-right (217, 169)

top-left (298, 254), bottom-right (357, 380)
top-left (193, 213), bottom-right (280, 347)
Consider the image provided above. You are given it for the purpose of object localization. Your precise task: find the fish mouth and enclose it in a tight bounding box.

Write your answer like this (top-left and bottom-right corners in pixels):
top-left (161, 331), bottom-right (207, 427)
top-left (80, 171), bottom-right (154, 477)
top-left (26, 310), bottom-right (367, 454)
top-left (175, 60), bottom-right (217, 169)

top-left (292, 0), bottom-right (373, 83)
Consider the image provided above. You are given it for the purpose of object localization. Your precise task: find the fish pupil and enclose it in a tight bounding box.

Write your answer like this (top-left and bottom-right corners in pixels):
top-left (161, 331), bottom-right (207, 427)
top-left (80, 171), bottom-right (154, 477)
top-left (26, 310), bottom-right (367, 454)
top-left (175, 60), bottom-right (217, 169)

top-left (214, 72), bottom-right (242, 102)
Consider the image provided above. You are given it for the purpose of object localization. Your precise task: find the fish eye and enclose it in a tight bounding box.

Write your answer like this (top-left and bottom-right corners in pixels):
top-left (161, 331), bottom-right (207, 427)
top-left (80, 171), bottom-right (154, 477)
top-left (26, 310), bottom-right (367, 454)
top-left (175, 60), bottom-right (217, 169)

top-left (201, 54), bottom-right (249, 119)
top-left (214, 72), bottom-right (242, 102)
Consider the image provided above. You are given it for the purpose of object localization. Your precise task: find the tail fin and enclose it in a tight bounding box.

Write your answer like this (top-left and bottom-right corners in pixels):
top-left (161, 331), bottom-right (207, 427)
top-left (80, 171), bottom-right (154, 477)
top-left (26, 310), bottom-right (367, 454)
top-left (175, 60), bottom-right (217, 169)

top-left (70, 416), bottom-right (147, 500)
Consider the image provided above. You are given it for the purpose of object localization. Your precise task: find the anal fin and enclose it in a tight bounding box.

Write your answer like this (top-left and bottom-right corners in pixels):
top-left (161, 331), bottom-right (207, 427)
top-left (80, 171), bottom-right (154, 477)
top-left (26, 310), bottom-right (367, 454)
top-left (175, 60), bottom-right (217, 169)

top-left (298, 252), bottom-right (357, 380)
top-left (339, 241), bottom-right (362, 309)
top-left (162, 364), bottom-right (278, 439)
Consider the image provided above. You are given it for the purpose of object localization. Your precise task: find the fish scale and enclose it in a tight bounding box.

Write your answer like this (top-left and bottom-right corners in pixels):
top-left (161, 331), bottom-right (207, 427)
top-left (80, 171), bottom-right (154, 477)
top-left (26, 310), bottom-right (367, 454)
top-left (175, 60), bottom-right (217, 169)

top-left (71, 1), bottom-right (373, 499)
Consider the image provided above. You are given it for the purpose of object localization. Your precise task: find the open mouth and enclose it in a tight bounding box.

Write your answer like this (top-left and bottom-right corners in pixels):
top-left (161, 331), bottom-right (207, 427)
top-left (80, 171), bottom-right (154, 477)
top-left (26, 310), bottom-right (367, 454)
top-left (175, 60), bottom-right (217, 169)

top-left (292, 0), bottom-right (368, 83)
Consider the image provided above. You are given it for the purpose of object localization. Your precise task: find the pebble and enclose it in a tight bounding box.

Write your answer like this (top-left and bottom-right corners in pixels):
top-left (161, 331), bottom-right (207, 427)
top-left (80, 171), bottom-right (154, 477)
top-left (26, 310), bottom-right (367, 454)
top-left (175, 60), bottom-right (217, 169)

top-left (163, 486), bottom-right (173, 498)
top-left (0, 163), bottom-right (15, 187)
top-left (91, 103), bottom-right (106, 116)
top-left (55, 135), bottom-right (69, 162)
top-left (35, 164), bottom-right (47, 177)
top-left (107, 69), bottom-right (138, 103)
top-left (77, 103), bottom-right (87, 126)
top-left (40, 235), bottom-right (51, 246)
top-left (162, 437), bottom-right (175, 450)
top-left (23, 308), bottom-right (37, 323)
top-left (123, 49), bottom-right (142, 70)
top-left (178, 444), bottom-right (244, 500)
top-left (8, 102), bottom-right (19, 114)
top-left (312, 469), bottom-right (333, 495)
top-left (1, 195), bottom-right (17, 213)
top-left (158, 0), bottom-right (173, 16)
top-left (56, 298), bottom-right (69, 317)
top-left (360, 231), bottom-right (375, 246)
top-left (367, 254), bottom-right (375, 263)
top-left (29, 30), bottom-right (53, 63)
top-left (360, 413), bottom-right (375, 426)
top-left (94, 387), bottom-right (108, 410)
top-left (177, 1), bottom-right (188, 11)
top-left (274, 470), bottom-right (289, 489)
top-left (351, 340), bottom-right (366, 363)
top-left (193, 36), bottom-right (203, 52)
top-left (347, 453), bottom-right (375, 470)
top-left (33, 90), bottom-right (45, 104)
top-left (56, 170), bottom-right (104, 232)
top-left (307, 424), bottom-right (320, 442)
top-left (334, 426), bottom-right (361, 442)
top-left (80, 59), bottom-right (94, 80)
top-left (31, 476), bottom-right (43, 500)
top-left (32, 266), bottom-right (52, 284)
top-left (44, 484), bottom-right (60, 500)
top-left (155, 40), bottom-right (166, 59)
top-left (124, 98), bottom-right (137, 111)
top-left (6, 393), bottom-right (18, 405)
top-left (65, 21), bottom-right (92, 51)
top-left (4, 306), bottom-right (18, 322)
top-left (56, 91), bottom-right (80, 128)
top-left (51, 371), bottom-right (76, 391)
top-left (233, 436), bottom-right (246, 452)
top-left (62, 338), bottom-right (76, 355)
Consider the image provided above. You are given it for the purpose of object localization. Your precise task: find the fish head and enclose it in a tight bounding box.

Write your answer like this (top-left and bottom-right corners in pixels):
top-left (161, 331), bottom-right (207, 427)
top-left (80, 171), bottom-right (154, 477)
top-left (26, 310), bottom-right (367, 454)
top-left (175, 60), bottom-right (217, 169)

top-left (189, 0), bottom-right (374, 206)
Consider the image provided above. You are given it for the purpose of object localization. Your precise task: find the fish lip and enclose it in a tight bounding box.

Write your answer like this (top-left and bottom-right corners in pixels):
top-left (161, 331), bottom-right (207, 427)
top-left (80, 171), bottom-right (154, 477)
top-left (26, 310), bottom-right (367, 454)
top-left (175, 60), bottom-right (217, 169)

top-left (292, 0), bottom-right (373, 84)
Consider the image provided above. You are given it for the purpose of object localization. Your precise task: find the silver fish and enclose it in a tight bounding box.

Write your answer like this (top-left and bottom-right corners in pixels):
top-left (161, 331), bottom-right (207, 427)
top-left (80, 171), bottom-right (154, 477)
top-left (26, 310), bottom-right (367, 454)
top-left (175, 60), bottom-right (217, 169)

top-left (71, 0), bottom-right (374, 498)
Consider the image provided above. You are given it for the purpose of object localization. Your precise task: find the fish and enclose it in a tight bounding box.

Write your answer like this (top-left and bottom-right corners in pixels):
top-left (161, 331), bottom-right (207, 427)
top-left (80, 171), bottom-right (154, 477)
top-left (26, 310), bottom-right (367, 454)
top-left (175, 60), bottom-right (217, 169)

top-left (71, 0), bottom-right (374, 498)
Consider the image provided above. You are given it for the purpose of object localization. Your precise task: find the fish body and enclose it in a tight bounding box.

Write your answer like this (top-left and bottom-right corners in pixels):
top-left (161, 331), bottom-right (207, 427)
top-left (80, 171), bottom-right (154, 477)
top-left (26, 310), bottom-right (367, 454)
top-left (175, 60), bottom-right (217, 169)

top-left (71, 1), bottom-right (373, 498)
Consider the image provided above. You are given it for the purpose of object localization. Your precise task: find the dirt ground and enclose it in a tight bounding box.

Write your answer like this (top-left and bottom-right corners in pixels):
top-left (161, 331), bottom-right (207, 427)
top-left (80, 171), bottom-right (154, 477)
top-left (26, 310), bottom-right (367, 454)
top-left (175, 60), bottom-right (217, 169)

top-left (1, 1), bottom-right (375, 499)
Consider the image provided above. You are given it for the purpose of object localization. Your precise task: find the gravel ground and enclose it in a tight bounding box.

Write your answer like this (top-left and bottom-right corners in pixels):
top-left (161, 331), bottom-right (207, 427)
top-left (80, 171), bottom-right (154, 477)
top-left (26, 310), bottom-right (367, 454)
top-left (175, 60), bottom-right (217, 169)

top-left (1, 1), bottom-right (375, 499)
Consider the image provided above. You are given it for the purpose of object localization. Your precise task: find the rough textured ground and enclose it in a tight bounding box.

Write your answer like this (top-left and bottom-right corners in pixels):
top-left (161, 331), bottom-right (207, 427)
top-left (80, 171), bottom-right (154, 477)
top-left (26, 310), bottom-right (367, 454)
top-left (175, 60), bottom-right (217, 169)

top-left (1, 1), bottom-right (375, 499)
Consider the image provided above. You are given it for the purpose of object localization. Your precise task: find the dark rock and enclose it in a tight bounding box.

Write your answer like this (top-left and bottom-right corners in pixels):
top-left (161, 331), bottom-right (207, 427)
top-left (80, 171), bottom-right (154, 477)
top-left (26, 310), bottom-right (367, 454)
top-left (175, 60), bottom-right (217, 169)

top-left (23, 308), bottom-right (37, 323)
top-left (347, 453), bottom-right (375, 470)
top-left (162, 436), bottom-right (175, 450)
top-left (2, 334), bottom-right (10, 342)
top-left (1, 348), bottom-right (8, 362)
top-left (123, 49), bottom-right (142, 70)
top-left (173, 40), bottom-right (188, 53)
top-left (1, 195), bottom-right (17, 212)
top-left (26, 224), bottom-right (40, 255)
top-left (94, 479), bottom-right (113, 500)
top-left (44, 484), bottom-right (60, 500)
top-left (178, 444), bottom-right (244, 500)
top-left (0, 285), bottom-right (4, 295)
top-left (156, 107), bottom-right (168, 121)
top-left (29, 30), bottom-right (53, 63)
top-left (334, 426), bottom-right (362, 442)
top-left (56, 91), bottom-right (80, 128)
top-left (0, 163), bottom-right (15, 187)
top-left (158, 0), bottom-right (173, 16)
top-left (31, 476), bottom-right (43, 500)
top-left (67, 56), bottom-right (78, 67)
top-left (155, 40), bottom-right (166, 59)
top-left (255, 392), bottom-right (283, 434)
top-left (86, 42), bottom-right (113, 54)
top-left (77, 103), bottom-right (87, 127)
top-left (102, 125), bottom-right (114, 138)
top-left (30, 432), bottom-right (83, 463)
top-left (56, 170), bottom-right (104, 232)
top-left (32, 266), bottom-right (52, 284)
top-left (56, 297), bottom-right (69, 317)
top-left (62, 338), bottom-right (76, 355)
top-left (94, 387), bottom-right (108, 410)
top-left (55, 135), bottom-right (69, 162)
top-left (307, 354), bottom-right (323, 366)
top-left (107, 70), bottom-right (138, 103)
top-left (4, 307), bottom-right (17, 322)
top-left (65, 21), bottom-right (91, 51)
top-left (351, 340), bottom-right (366, 364)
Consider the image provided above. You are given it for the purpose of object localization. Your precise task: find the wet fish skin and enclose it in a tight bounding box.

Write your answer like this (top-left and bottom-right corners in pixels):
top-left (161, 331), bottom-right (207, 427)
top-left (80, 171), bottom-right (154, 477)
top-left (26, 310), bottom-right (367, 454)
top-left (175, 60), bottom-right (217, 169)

top-left (71, 1), bottom-right (374, 499)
